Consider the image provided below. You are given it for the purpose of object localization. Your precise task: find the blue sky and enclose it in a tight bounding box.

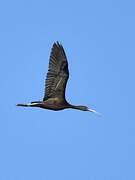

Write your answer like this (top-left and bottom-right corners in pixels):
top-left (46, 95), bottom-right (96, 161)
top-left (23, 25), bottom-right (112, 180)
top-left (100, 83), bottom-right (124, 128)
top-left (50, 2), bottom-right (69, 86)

top-left (0, 0), bottom-right (135, 179)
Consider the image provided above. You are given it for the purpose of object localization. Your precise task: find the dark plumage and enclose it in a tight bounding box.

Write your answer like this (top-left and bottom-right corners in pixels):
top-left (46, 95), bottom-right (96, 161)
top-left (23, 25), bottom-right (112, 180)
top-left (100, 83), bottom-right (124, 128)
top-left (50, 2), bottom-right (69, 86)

top-left (17, 42), bottom-right (100, 115)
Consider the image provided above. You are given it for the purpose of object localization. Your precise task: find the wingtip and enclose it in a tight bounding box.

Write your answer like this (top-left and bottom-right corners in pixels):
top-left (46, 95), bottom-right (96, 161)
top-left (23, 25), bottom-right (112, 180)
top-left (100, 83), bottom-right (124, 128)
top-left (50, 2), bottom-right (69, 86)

top-left (52, 41), bottom-right (64, 52)
top-left (56, 41), bottom-right (60, 44)
top-left (53, 41), bottom-right (62, 47)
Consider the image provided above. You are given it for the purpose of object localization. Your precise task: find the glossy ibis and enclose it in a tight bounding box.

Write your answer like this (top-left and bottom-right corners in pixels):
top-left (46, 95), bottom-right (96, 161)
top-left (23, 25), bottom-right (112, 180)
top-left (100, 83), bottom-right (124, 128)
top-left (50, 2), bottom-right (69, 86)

top-left (17, 42), bottom-right (100, 115)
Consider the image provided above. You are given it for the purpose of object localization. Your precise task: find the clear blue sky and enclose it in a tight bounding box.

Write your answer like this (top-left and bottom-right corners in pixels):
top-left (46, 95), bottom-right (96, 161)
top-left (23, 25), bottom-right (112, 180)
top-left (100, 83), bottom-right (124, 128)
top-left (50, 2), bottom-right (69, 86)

top-left (0, 0), bottom-right (135, 179)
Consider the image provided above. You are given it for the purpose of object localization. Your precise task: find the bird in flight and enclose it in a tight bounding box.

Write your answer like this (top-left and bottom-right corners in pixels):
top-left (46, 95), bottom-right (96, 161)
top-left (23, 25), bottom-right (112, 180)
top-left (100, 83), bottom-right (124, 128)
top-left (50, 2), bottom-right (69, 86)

top-left (17, 42), bottom-right (100, 115)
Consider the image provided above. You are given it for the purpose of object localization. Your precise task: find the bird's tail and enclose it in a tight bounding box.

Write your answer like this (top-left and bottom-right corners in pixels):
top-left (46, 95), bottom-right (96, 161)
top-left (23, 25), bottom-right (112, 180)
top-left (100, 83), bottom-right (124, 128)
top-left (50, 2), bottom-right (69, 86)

top-left (16, 103), bottom-right (32, 107)
top-left (16, 101), bottom-right (41, 107)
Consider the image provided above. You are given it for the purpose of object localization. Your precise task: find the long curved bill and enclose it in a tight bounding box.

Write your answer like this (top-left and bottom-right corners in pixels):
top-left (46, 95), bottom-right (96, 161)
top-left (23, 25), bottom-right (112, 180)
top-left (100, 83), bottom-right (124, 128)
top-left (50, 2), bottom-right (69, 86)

top-left (88, 108), bottom-right (102, 116)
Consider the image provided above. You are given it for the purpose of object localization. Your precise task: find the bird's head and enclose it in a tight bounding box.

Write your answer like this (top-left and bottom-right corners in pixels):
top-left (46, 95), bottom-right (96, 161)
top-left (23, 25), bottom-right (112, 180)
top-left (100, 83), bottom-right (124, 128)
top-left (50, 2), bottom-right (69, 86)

top-left (74, 105), bottom-right (101, 116)
top-left (75, 105), bottom-right (88, 111)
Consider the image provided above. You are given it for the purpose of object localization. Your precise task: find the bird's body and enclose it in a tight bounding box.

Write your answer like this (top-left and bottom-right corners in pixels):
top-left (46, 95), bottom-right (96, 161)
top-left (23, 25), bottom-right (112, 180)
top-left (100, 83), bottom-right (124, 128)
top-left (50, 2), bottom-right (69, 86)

top-left (17, 100), bottom-right (68, 110)
top-left (17, 42), bottom-right (100, 115)
top-left (32, 99), bottom-right (69, 110)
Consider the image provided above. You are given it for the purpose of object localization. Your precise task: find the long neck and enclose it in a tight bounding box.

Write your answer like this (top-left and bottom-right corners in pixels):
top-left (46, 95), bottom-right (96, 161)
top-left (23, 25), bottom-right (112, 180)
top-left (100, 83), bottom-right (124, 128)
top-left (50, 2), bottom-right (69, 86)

top-left (68, 104), bottom-right (87, 111)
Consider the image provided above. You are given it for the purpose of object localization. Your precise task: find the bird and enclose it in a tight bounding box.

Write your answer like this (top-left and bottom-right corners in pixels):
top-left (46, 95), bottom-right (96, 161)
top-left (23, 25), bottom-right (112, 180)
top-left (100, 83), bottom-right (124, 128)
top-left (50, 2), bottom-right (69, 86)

top-left (17, 42), bottom-right (101, 115)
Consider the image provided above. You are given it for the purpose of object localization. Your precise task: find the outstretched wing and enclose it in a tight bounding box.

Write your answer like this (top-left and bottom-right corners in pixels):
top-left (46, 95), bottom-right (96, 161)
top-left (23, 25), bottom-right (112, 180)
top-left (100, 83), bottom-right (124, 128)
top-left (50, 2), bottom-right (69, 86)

top-left (43, 42), bottom-right (69, 101)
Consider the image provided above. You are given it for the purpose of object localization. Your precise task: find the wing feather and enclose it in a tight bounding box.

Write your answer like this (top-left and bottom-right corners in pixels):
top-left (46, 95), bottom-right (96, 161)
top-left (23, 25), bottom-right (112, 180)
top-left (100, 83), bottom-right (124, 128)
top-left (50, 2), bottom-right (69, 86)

top-left (43, 42), bottom-right (69, 101)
